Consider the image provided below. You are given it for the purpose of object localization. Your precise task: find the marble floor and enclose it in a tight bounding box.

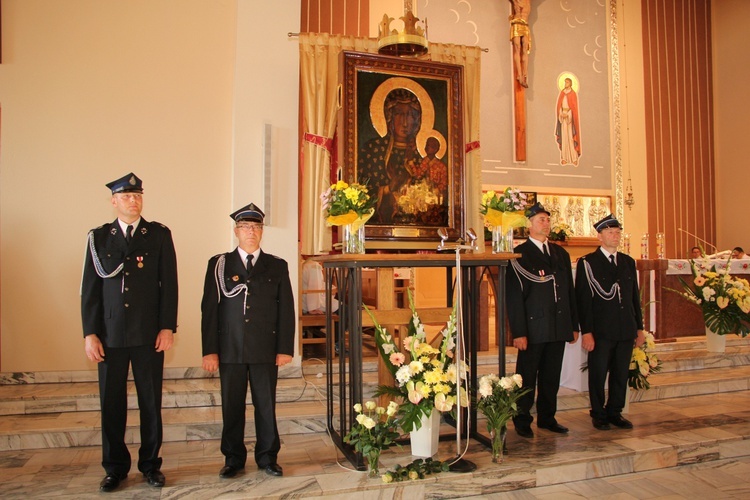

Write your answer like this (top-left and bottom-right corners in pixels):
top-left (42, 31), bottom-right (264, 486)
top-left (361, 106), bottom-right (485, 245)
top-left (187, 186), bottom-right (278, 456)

top-left (2, 389), bottom-right (750, 499)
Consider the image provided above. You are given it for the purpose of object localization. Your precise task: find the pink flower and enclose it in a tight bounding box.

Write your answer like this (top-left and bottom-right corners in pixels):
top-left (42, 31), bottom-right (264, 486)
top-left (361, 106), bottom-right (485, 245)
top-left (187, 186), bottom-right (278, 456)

top-left (389, 352), bottom-right (406, 366)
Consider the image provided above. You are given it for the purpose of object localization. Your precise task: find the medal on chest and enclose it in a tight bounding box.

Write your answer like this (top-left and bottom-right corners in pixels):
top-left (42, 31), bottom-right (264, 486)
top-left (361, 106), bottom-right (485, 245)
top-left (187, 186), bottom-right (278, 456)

top-left (137, 256), bottom-right (144, 268)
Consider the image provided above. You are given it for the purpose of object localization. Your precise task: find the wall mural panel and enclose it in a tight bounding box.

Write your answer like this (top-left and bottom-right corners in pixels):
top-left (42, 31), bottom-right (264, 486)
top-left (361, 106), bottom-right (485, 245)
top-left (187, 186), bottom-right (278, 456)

top-left (419, 0), bottom-right (618, 196)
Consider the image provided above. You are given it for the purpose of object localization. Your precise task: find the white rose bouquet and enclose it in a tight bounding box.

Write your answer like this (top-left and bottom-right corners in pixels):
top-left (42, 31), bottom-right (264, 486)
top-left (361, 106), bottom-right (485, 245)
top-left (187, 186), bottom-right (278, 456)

top-left (343, 400), bottom-right (400, 477)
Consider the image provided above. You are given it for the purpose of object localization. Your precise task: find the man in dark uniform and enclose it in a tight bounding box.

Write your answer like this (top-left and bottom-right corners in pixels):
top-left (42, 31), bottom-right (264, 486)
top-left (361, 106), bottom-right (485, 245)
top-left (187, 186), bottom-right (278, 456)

top-left (201, 203), bottom-right (295, 479)
top-left (81, 172), bottom-right (178, 492)
top-left (576, 214), bottom-right (645, 430)
top-left (506, 202), bottom-right (579, 438)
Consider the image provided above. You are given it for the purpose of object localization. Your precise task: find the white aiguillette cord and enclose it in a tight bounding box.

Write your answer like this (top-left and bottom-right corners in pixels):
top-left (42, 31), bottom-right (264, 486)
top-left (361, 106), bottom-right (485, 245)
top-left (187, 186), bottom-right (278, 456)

top-left (510, 259), bottom-right (558, 302)
top-left (214, 254), bottom-right (249, 313)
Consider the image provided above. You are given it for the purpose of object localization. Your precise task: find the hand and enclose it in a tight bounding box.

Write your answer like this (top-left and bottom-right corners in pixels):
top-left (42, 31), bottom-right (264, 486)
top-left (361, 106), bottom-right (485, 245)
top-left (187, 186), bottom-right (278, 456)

top-left (84, 334), bottom-right (105, 363)
top-left (581, 333), bottom-right (595, 352)
top-left (635, 329), bottom-right (646, 348)
top-left (569, 331), bottom-right (580, 345)
top-left (202, 354), bottom-right (219, 373)
top-left (276, 354), bottom-right (293, 366)
top-left (155, 329), bottom-right (174, 352)
top-left (513, 336), bottom-right (528, 351)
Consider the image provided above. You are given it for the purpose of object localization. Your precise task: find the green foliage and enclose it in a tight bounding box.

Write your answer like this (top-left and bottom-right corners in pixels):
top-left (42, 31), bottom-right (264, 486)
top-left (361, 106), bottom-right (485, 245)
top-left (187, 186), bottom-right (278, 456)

top-left (343, 401), bottom-right (401, 459)
top-left (320, 180), bottom-right (376, 219)
top-left (475, 374), bottom-right (531, 432)
top-left (480, 187), bottom-right (528, 214)
top-left (380, 458), bottom-right (449, 483)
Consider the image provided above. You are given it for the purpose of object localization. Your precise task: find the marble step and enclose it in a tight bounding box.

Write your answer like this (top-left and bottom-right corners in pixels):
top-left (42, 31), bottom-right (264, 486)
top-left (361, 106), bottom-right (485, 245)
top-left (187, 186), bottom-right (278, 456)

top-left (3, 341), bottom-right (749, 417)
top-left (0, 374), bottom-right (329, 416)
top-left (2, 363), bottom-right (749, 452)
top-left (0, 400), bottom-right (328, 452)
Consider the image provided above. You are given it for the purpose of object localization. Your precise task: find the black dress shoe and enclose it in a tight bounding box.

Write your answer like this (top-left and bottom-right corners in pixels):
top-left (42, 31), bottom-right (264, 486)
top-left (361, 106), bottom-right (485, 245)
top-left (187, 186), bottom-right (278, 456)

top-left (144, 469), bottom-right (165, 487)
top-left (260, 463), bottom-right (283, 476)
top-left (515, 425), bottom-right (534, 438)
top-left (219, 465), bottom-right (243, 478)
top-left (608, 415), bottom-right (634, 429)
top-left (99, 474), bottom-right (124, 492)
top-left (592, 418), bottom-right (611, 430)
top-left (538, 422), bottom-right (569, 434)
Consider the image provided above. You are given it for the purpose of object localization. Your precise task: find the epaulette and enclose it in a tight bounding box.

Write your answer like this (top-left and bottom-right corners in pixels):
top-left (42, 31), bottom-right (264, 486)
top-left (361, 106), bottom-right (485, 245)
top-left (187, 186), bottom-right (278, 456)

top-left (150, 221), bottom-right (170, 230)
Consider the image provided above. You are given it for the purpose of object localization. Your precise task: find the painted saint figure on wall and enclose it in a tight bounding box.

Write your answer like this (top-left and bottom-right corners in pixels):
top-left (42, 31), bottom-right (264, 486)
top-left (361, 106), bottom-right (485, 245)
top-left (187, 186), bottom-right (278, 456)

top-left (555, 74), bottom-right (581, 166)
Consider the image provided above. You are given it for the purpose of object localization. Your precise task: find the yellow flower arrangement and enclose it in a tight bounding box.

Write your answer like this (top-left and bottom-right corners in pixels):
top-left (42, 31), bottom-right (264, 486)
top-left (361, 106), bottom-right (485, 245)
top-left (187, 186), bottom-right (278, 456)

top-left (320, 180), bottom-right (375, 227)
top-left (674, 258), bottom-right (750, 336)
top-left (629, 331), bottom-right (662, 390)
top-left (479, 187), bottom-right (528, 228)
top-left (368, 290), bottom-right (467, 433)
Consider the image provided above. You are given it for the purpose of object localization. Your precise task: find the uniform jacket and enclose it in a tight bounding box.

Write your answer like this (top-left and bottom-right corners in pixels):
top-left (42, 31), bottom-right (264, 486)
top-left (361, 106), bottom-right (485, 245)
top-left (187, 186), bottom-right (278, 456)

top-left (201, 249), bottom-right (295, 364)
top-left (506, 239), bottom-right (578, 343)
top-left (81, 218), bottom-right (178, 347)
top-left (575, 249), bottom-right (643, 341)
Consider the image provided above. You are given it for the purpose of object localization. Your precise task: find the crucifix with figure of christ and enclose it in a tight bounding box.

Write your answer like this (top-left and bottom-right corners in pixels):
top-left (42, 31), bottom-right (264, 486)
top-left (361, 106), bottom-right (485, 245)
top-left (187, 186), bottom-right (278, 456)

top-left (509, 0), bottom-right (531, 162)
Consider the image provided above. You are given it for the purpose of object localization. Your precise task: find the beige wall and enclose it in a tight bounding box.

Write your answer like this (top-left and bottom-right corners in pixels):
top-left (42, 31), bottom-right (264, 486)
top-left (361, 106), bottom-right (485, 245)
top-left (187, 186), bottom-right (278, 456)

top-left (712, 0), bottom-right (750, 253)
top-left (0, 0), bottom-right (300, 372)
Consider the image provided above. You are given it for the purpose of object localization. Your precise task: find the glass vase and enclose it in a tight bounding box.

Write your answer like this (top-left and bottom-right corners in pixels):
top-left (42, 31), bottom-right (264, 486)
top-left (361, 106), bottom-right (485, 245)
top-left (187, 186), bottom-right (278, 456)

top-left (489, 425), bottom-right (507, 463)
top-left (366, 448), bottom-right (381, 478)
top-left (342, 223), bottom-right (365, 254)
top-left (491, 226), bottom-right (514, 253)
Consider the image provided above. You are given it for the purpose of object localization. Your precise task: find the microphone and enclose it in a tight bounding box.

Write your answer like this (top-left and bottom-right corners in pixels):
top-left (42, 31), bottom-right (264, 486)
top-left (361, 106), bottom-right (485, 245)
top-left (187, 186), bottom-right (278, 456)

top-left (677, 228), bottom-right (718, 253)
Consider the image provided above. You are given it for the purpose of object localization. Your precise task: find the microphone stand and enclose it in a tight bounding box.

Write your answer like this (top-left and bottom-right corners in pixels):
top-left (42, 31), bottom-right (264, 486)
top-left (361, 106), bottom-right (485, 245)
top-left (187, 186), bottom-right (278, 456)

top-left (437, 230), bottom-right (477, 473)
top-left (677, 227), bottom-right (718, 254)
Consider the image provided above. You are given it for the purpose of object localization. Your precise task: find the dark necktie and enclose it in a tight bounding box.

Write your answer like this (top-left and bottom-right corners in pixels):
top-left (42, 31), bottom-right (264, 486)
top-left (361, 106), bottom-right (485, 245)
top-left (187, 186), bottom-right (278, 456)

top-left (543, 243), bottom-right (550, 257)
top-left (609, 254), bottom-right (617, 268)
top-left (125, 225), bottom-right (133, 244)
top-left (246, 254), bottom-right (254, 273)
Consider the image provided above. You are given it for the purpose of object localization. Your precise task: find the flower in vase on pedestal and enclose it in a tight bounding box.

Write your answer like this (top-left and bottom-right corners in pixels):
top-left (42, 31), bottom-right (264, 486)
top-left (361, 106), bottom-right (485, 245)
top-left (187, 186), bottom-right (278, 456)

top-left (320, 180), bottom-right (375, 254)
top-left (671, 257), bottom-right (750, 344)
top-left (476, 373), bottom-right (531, 463)
top-left (480, 187), bottom-right (528, 253)
top-left (343, 400), bottom-right (400, 477)
top-left (369, 290), bottom-right (467, 448)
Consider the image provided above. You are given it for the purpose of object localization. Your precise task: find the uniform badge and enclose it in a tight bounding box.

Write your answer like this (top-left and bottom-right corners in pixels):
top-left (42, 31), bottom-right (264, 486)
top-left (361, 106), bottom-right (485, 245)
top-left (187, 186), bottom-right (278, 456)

top-left (232, 275), bottom-right (239, 282)
top-left (140, 227), bottom-right (148, 235)
top-left (137, 256), bottom-right (144, 268)
top-left (110, 227), bottom-right (117, 235)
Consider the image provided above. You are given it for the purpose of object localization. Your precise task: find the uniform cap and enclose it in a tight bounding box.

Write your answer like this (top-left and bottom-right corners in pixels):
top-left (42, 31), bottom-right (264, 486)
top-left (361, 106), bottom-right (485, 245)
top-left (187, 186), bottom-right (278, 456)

top-left (230, 203), bottom-right (265, 223)
top-left (106, 172), bottom-right (143, 194)
top-left (525, 202), bottom-right (551, 219)
top-left (593, 214), bottom-right (622, 232)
